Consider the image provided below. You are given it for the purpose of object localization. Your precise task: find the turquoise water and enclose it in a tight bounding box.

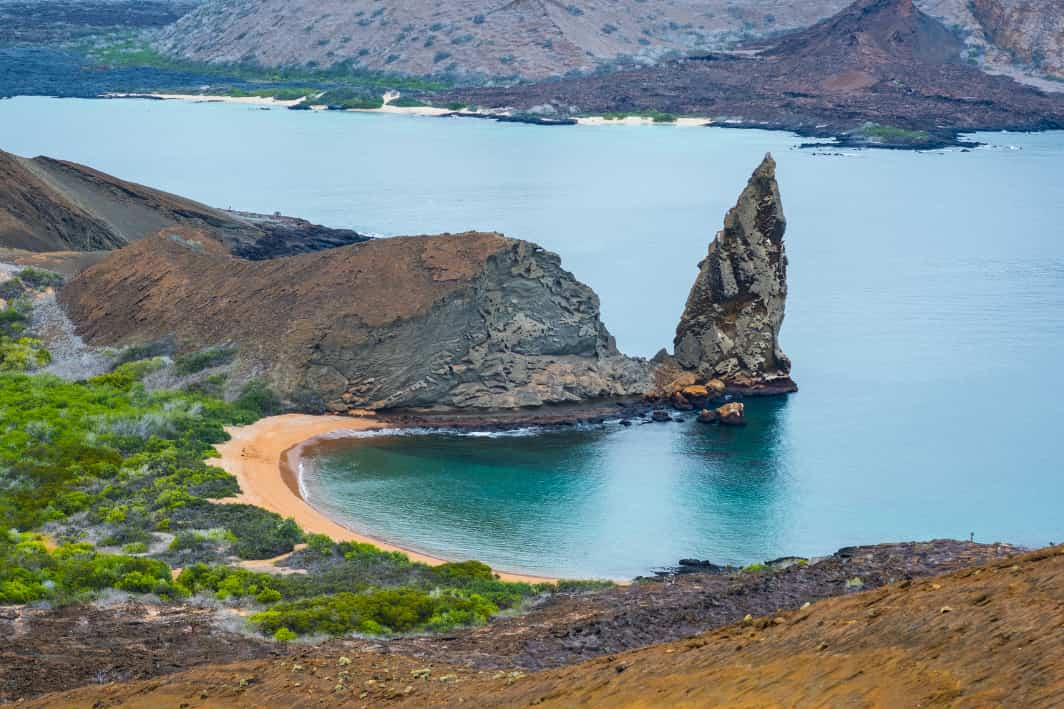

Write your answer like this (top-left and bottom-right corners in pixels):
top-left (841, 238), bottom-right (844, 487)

top-left (2, 97), bottom-right (1062, 578)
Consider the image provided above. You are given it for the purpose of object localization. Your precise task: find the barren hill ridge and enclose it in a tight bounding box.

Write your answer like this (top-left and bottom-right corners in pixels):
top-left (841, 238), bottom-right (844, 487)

top-left (153, 0), bottom-right (1064, 84)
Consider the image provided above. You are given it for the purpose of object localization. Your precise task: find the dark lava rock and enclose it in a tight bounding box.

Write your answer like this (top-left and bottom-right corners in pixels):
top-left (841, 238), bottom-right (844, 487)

top-left (697, 408), bottom-right (719, 424)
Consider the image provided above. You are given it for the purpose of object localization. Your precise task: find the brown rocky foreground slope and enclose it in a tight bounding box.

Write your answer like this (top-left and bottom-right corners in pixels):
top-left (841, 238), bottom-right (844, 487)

top-left (59, 229), bottom-right (652, 410)
top-left (0, 148), bottom-right (367, 259)
top-left (20, 543), bottom-right (1063, 707)
top-left (449, 0), bottom-right (1064, 146)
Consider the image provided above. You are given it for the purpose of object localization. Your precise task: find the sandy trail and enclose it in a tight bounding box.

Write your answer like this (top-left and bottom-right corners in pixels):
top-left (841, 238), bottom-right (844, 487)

top-left (211, 413), bottom-right (558, 584)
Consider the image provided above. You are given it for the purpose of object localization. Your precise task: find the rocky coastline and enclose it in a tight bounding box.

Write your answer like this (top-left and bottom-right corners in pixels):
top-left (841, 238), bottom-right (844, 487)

top-left (3, 148), bottom-right (799, 422)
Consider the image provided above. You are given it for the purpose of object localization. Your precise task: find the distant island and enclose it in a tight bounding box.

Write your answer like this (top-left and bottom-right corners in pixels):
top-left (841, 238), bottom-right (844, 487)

top-left (2, 0), bottom-right (1063, 148)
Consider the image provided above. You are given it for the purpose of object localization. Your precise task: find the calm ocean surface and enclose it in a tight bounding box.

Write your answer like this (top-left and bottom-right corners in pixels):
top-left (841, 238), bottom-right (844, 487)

top-left (3, 97), bottom-right (1061, 578)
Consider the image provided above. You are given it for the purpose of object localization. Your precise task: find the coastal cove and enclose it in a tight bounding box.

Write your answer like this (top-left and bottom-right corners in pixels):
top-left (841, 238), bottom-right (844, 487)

top-left (211, 414), bottom-right (560, 584)
top-left (3, 96), bottom-right (1062, 580)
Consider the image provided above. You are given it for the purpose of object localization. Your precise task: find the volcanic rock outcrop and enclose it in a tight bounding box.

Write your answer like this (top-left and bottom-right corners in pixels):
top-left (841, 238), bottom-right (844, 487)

top-left (672, 154), bottom-right (797, 395)
top-left (0, 149), bottom-right (368, 259)
top-left (60, 229), bottom-right (653, 410)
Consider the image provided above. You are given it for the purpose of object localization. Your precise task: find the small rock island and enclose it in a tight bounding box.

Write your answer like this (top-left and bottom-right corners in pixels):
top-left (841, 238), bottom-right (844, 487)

top-left (671, 153), bottom-right (798, 396)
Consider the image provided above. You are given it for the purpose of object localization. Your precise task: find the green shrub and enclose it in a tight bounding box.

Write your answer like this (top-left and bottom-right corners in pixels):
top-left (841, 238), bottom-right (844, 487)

top-left (16, 267), bottom-right (64, 290)
top-left (0, 532), bottom-right (180, 604)
top-left (224, 87), bottom-right (316, 101)
top-left (174, 347), bottom-right (237, 375)
top-left (555, 578), bottom-right (615, 592)
top-left (0, 337), bottom-right (50, 372)
top-left (234, 380), bottom-right (282, 417)
top-left (308, 88), bottom-right (384, 109)
top-left (113, 340), bottom-right (173, 367)
top-left (0, 306), bottom-right (27, 338)
top-left (860, 123), bottom-right (930, 143)
top-left (249, 588), bottom-right (499, 637)
top-left (433, 560), bottom-right (494, 583)
top-left (389, 96), bottom-right (426, 107)
top-left (0, 279), bottom-right (25, 300)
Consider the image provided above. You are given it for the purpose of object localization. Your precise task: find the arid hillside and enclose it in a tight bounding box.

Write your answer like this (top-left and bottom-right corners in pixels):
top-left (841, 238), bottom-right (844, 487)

top-left (151, 0), bottom-right (1064, 85)
top-left (922, 0), bottom-right (1064, 83)
top-left (0, 148), bottom-right (367, 258)
top-left (450, 0), bottom-right (1064, 145)
top-left (59, 229), bottom-right (652, 410)
top-left (20, 544), bottom-right (1064, 707)
top-left (153, 0), bottom-right (852, 80)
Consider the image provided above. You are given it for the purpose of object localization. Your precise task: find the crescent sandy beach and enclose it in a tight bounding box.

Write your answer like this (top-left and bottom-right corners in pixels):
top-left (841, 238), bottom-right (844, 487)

top-left (211, 413), bottom-right (559, 584)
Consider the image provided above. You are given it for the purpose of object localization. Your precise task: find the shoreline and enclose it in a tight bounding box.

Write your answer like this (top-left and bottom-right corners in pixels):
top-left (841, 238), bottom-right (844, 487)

top-left (211, 413), bottom-right (561, 584)
top-left (94, 92), bottom-right (1058, 148)
top-left (104, 92), bottom-right (714, 125)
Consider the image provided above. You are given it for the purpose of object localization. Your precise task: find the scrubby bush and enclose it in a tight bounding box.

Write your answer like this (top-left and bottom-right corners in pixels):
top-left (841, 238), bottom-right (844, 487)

top-left (0, 531), bottom-right (180, 604)
top-left (433, 560), bottom-right (494, 583)
top-left (0, 279), bottom-right (25, 300)
top-left (249, 588), bottom-right (498, 637)
top-left (308, 88), bottom-right (384, 109)
top-left (112, 339), bottom-right (174, 367)
top-left (15, 267), bottom-right (64, 289)
top-left (174, 346), bottom-right (236, 375)
top-left (389, 96), bottom-right (426, 107)
top-left (0, 337), bottom-right (50, 371)
top-left (234, 379), bottom-right (282, 417)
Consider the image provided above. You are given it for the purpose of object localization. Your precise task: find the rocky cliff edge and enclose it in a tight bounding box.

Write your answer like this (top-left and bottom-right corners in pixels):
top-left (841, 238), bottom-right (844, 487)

top-left (59, 228), bottom-right (654, 411)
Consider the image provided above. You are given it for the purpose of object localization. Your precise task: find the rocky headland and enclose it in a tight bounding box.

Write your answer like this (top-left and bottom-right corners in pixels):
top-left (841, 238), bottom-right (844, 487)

top-left (0, 148), bottom-right (368, 258)
top-left (3, 150), bottom-right (798, 417)
top-left (58, 229), bottom-right (654, 411)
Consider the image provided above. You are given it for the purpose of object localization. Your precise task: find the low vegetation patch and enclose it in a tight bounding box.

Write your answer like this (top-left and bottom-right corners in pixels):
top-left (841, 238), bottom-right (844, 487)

top-left (389, 96), bottom-right (427, 108)
top-left (223, 87), bottom-right (317, 101)
top-left (82, 35), bottom-right (451, 93)
top-left (307, 88), bottom-right (384, 109)
top-left (859, 123), bottom-right (930, 144)
top-left (173, 345), bottom-right (236, 375)
top-left (0, 271), bottom-right (53, 372)
top-left (599, 110), bottom-right (677, 123)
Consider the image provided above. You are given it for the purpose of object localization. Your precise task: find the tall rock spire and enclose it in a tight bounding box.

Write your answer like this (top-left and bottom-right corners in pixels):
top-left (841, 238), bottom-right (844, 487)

top-left (672, 154), bottom-right (797, 395)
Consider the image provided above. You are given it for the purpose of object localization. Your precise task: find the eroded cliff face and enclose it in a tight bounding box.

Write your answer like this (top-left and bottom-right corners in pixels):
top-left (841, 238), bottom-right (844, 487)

top-left (672, 154), bottom-right (796, 395)
top-left (921, 0), bottom-right (1064, 83)
top-left (60, 229), bottom-right (653, 411)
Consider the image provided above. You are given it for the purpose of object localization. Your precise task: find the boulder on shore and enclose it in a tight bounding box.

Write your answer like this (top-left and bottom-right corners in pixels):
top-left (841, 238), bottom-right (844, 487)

top-left (697, 408), bottom-right (719, 424)
top-left (672, 154), bottom-right (797, 396)
top-left (716, 402), bottom-right (746, 426)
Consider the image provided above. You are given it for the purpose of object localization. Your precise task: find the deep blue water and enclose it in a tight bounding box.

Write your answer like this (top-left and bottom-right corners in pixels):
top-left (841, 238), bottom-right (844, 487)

top-left (2, 97), bottom-right (1061, 578)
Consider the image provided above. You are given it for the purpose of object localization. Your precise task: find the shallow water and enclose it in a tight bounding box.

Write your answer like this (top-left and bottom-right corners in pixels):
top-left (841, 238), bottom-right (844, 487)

top-left (2, 97), bottom-right (1062, 578)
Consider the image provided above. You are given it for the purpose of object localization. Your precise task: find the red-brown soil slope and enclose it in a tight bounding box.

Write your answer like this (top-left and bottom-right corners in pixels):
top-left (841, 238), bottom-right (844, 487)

top-left (21, 544), bottom-right (1064, 707)
top-left (59, 229), bottom-right (652, 409)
